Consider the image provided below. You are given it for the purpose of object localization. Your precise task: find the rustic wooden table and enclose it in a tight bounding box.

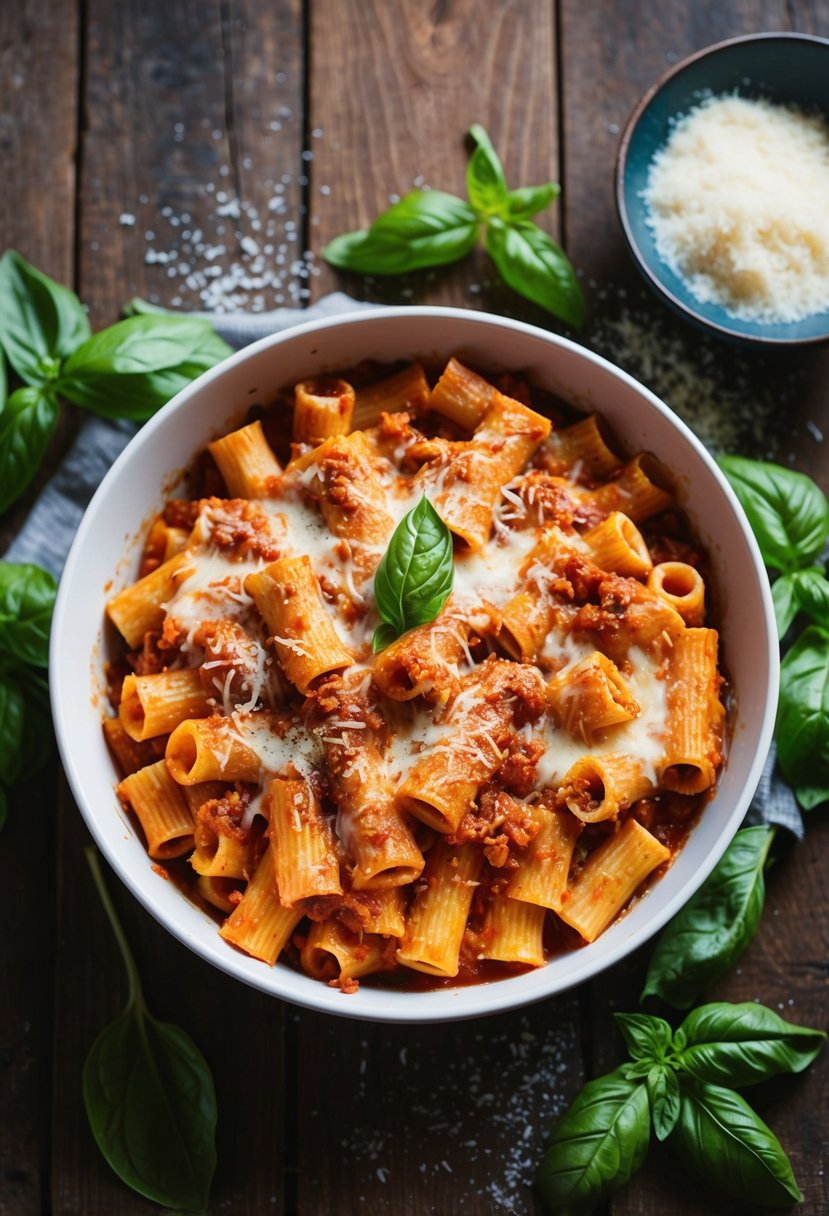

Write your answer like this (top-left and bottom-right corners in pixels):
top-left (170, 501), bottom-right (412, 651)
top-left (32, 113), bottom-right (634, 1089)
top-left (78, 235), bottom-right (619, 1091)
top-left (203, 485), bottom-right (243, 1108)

top-left (2, 2), bottom-right (827, 1213)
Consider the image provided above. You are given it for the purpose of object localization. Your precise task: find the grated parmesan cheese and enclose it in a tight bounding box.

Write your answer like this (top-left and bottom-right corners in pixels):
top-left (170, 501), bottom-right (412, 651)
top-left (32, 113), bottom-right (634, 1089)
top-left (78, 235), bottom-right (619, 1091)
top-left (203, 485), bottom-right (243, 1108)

top-left (643, 94), bottom-right (829, 323)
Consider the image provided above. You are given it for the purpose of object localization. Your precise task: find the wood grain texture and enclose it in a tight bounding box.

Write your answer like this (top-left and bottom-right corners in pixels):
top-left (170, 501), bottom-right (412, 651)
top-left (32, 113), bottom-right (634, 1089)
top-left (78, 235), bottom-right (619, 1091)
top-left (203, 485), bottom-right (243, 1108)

top-left (79, 0), bottom-right (305, 328)
top-left (0, 3), bottom-right (79, 1213)
top-left (294, 995), bottom-right (584, 1216)
top-left (307, 0), bottom-right (563, 323)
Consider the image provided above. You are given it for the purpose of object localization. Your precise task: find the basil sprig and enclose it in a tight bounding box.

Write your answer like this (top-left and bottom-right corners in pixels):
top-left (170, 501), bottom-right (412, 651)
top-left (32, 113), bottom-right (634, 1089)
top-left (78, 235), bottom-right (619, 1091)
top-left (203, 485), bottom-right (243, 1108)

top-left (642, 825), bottom-right (774, 1009)
top-left (720, 456), bottom-right (829, 809)
top-left (535, 1002), bottom-right (823, 1214)
top-left (83, 848), bottom-right (217, 1211)
top-left (0, 560), bottom-right (57, 827)
top-left (372, 496), bottom-right (454, 652)
top-left (323, 124), bottom-right (584, 328)
top-left (0, 250), bottom-right (232, 511)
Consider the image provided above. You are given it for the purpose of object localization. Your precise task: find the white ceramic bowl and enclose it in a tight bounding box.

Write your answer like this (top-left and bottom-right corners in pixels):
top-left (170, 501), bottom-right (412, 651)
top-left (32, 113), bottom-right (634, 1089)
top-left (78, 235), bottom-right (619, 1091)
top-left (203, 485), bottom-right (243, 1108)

top-left (51, 307), bottom-right (778, 1023)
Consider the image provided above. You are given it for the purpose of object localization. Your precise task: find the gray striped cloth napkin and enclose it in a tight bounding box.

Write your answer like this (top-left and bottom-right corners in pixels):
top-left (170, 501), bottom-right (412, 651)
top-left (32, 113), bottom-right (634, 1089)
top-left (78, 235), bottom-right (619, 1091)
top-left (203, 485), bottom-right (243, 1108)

top-left (3, 292), bottom-right (803, 839)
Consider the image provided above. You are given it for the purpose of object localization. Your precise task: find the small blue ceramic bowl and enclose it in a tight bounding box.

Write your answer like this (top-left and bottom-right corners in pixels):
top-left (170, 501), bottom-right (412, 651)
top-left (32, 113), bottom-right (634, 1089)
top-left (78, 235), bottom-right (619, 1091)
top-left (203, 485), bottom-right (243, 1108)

top-left (616, 32), bottom-right (829, 347)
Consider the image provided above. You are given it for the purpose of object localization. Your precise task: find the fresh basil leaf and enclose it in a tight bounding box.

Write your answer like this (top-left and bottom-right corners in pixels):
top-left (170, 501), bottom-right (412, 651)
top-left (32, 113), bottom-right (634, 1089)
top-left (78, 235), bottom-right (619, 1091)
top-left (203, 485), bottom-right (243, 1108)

top-left (505, 183), bottom-right (560, 221)
top-left (771, 572), bottom-right (799, 639)
top-left (614, 1011), bottom-right (673, 1063)
top-left (371, 623), bottom-right (399, 655)
top-left (776, 625), bottom-right (829, 810)
top-left (672, 1080), bottom-right (802, 1207)
top-left (485, 218), bottom-right (585, 328)
top-left (466, 124), bottom-right (509, 216)
top-left (0, 386), bottom-right (59, 513)
top-left (57, 316), bottom-right (231, 422)
top-left (323, 190), bottom-right (479, 275)
top-left (647, 1065), bottom-right (680, 1142)
top-left (676, 1002), bottom-right (825, 1088)
top-left (535, 1067), bottom-right (649, 1215)
top-left (719, 456), bottom-right (829, 574)
top-left (0, 250), bottom-right (90, 384)
top-left (0, 561), bottom-right (57, 667)
top-left (0, 672), bottom-right (26, 785)
top-left (83, 849), bottom-right (217, 1212)
top-left (372, 496), bottom-right (453, 649)
top-left (791, 566), bottom-right (829, 625)
top-left (642, 826), bottom-right (774, 1009)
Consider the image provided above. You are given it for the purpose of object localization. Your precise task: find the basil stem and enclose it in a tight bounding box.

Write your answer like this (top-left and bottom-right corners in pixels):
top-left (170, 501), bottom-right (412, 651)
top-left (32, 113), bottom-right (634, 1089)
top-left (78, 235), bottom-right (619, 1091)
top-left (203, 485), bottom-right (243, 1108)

top-left (83, 848), bottom-right (217, 1212)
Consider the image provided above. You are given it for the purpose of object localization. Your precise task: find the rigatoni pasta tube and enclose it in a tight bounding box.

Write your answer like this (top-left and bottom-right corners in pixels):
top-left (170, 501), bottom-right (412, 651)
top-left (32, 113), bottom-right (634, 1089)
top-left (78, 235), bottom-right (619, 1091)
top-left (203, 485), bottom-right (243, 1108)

top-left (659, 627), bottom-right (724, 794)
top-left (557, 753), bottom-right (654, 823)
top-left (648, 562), bottom-right (705, 626)
top-left (426, 356), bottom-right (496, 431)
top-left (300, 920), bottom-right (390, 983)
top-left (166, 714), bottom-right (262, 784)
top-left (245, 555), bottom-right (352, 694)
top-left (581, 453), bottom-right (673, 523)
top-left (208, 420), bottom-right (282, 498)
top-left (107, 551), bottom-right (194, 649)
top-left (119, 669), bottom-right (214, 741)
top-left (479, 892), bottom-right (546, 966)
top-left (219, 844), bottom-right (301, 964)
top-left (558, 819), bottom-right (670, 943)
top-left (117, 760), bottom-right (194, 859)
top-left (508, 804), bottom-right (581, 911)
top-left (267, 775), bottom-right (342, 906)
top-left (582, 512), bottom-right (652, 578)
top-left (397, 840), bottom-right (482, 977)
top-left (352, 362), bottom-right (430, 430)
top-left (372, 610), bottom-right (469, 705)
top-left (543, 414), bottom-right (622, 478)
top-left (426, 392), bottom-right (551, 550)
top-left (323, 733), bottom-right (424, 890)
top-left (547, 653), bottom-right (640, 744)
top-left (293, 377), bottom-right (355, 445)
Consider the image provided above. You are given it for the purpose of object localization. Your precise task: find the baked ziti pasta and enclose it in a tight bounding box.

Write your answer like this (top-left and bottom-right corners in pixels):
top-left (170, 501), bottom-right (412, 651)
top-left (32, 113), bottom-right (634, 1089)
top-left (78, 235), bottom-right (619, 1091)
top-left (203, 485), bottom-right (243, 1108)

top-left (104, 356), bottom-right (725, 992)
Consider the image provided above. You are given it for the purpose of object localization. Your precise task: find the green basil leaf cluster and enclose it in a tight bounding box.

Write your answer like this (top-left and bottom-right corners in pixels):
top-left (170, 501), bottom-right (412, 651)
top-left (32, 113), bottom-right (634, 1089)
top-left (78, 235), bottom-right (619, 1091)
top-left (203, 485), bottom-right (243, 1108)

top-left (0, 561), bottom-right (57, 825)
top-left (642, 825), bottom-right (774, 1009)
top-left (323, 124), bottom-right (584, 328)
top-left (84, 848), bottom-right (217, 1211)
top-left (0, 250), bottom-right (232, 512)
top-left (535, 1001), bottom-right (823, 1214)
top-left (372, 496), bottom-right (453, 652)
top-left (720, 455), bottom-right (829, 810)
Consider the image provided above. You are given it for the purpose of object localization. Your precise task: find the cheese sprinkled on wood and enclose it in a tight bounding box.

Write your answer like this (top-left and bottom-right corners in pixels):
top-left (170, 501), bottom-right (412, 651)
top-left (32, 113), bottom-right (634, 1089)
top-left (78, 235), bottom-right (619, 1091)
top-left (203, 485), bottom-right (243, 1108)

top-left (643, 94), bottom-right (829, 323)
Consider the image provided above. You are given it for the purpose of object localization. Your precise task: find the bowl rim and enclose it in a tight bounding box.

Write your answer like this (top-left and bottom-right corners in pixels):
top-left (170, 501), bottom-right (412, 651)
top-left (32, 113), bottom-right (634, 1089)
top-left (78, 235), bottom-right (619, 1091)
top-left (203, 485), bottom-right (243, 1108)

top-left (51, 304), bottom-right (780, 1022)
top-left (615, 30), bottom-right (829, 348)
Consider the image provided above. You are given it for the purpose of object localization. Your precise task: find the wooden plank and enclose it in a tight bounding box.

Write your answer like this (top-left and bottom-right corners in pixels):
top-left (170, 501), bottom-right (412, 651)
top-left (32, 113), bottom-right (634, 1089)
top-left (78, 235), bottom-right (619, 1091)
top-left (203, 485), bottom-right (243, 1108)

top-left (306, 0), bottom-right (562, 323)
top-left (79, 0), bottom-right (305, 328)
top-left (295, 995), bottom-right (584, 1216)
top-left (558, 2), bottom-right (829, 1213)
top-left (0, 2), bottom-right (79, 1213)
top-left (51, 1), bottom-right (305, 1209)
